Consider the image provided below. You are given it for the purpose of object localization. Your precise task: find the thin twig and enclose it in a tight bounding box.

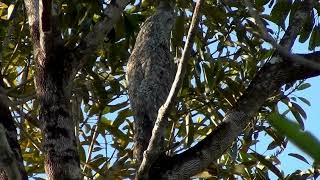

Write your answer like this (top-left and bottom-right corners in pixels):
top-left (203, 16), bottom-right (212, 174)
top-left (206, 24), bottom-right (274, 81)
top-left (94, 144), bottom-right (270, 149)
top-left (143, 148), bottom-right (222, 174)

top-left (14, 121), bottom-right (42, 152)
top-left (83, 113), bottom-right (103, 173)
top-left (244, 0), bottom-right (320, 70)
top-left (136, 0), bottom-right (204, 179)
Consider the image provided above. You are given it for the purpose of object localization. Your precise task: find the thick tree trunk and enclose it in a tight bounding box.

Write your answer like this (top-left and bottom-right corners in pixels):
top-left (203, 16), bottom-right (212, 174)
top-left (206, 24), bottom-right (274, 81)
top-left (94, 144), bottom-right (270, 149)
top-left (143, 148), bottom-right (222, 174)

top-left (31, 1), bottom-right (80, 179)
top-left (35, 46), bottom-right (80, 179)
top-left (24, 0), bottom-right (130, 178)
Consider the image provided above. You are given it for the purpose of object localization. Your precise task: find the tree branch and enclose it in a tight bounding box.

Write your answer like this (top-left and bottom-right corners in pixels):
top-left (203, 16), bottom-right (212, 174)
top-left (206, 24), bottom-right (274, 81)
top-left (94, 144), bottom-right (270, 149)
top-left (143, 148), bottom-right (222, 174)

top-left (25, 0), bottom-right (82, 178)
top-left (149, 1), bottom-right (317, 178)
top-left (151, 51), bottom-right (320, 179)
top-left (136, 0), bottom-right (204, 179)
top-left (244, 0), bottom-right (320, 70)
top-left (75, 0), bottom-right (130, 69)
top-left (0, 84), bottom-right (27, 179)
top-left (0, 124), bottom-right (22, 180)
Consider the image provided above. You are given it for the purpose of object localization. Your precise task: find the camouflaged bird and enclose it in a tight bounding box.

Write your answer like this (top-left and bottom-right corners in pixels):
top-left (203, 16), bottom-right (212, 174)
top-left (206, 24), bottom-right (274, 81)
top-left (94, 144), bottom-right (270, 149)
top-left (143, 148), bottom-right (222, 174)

top-left (126, 2), bottom-right (176, 162)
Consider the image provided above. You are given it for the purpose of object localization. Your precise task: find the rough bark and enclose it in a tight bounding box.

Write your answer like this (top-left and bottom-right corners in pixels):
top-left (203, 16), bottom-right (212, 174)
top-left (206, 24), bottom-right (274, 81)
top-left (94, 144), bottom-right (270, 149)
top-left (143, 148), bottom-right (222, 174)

top-left (37, 2), bottom-right (80, 180)
top-left (24, 0), bottom-right (81, 179)
top-left (126, 1), bottom-right (176, 162)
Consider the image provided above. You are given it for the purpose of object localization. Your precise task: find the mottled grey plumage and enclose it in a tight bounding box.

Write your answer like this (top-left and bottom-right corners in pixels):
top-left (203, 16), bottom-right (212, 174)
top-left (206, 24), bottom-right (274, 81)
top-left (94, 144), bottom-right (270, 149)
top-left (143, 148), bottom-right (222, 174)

top-left (126, 3), bottom-right (175, 162)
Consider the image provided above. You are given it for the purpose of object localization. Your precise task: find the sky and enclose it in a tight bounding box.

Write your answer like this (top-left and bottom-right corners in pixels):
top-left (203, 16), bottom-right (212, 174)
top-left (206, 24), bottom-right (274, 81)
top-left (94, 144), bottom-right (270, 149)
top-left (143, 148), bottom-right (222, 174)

top-left (255, 76), bottom-right (320, 177)
top-left (267, 39), bottom-right (320, 176)
top-left (254, 2), bottom-right (320, 177)
top-left (252, 31), bottom-right (320, 178)
top-left (280, 76), bottom-right (320, 174)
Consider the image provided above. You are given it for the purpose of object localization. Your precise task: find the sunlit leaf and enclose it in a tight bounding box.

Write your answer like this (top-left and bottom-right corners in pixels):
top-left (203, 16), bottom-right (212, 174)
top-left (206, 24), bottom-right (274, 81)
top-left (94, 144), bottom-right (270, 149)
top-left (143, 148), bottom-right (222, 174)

top-left (7, 4), bottom-right (14, 19)
top-left (252, 153), bottom-right (283, 179)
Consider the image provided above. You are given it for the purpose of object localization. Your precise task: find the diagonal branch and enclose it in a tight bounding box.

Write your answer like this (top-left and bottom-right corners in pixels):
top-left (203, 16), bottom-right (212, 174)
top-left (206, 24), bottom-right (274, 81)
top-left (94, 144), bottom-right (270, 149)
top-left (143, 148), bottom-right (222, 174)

top-left (136, 0), bottom-right (204, 179)
top-left (151, 51), bottom-right (320, 179)
top-left (75, 0), bottom-right (130, 70)
top-left (148, 1), bottom-right (316, 179)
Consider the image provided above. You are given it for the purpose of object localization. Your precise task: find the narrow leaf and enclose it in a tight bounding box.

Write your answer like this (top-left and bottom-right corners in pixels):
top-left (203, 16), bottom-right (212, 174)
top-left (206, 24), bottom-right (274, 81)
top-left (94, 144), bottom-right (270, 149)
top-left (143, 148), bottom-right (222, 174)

top-left (298, 97), bottom-right (311, 106)
top-left (252, 153), bottom-right (283, 178)
top-left (288, 153), bottom-right (310, 165)
top-left (7, 4), bottom-right (14, 19)
top-left (297, 83), bottom-right (311, 91)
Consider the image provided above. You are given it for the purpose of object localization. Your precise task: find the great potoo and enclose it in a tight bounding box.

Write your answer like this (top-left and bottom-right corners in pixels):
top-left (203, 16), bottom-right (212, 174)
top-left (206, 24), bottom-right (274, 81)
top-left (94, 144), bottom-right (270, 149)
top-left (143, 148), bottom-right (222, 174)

top-left (126, 2), bottom-right (176, 162)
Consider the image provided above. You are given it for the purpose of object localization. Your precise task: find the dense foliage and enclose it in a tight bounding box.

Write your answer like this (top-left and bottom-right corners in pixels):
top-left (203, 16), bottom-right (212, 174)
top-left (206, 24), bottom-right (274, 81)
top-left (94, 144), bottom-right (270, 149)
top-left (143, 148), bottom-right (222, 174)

top-left (0, 0), bottom-right (319, 179)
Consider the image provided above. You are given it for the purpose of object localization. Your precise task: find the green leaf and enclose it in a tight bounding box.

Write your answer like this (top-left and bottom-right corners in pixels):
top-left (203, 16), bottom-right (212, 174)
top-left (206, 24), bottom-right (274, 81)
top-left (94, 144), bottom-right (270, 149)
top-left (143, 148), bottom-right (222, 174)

top-left (290, 106), bottom-right (304, 130)
top-left (297, 83), bottom-right (311, 91)
top-left (88, 104), bottom-right (100, 116)
top-left (79, 145), bottom-right (86, 162)
top-left (267, 141), bottom-right (279, 150)
top-left (290, 102), bottom-right (307, 119)
top-left (288, 153), bottom-right (310, 165)
top-left (251, 153), bottom-right (283, 179)
top-left (299, 11), bottom-right (315, 43)
top-left (268, 113), bottom-right (320, 162)
top-left (269, 0), bottom-right (292, 30)
top-left (185, 113), bottom-right (194, 147)
top-left (255, 0), bottom-right (270, 7)
top-left (172, 14), bottom-right (185, 48)
top-left (78, 7), bottom-right (90, 25)
top-left (113, 108), bottom-right (132, 127)
top-left (298, 97), bottom-right (311, 106)
top-left (7, 4), bottom-right (14, 19)
top-left (309, 25), bottom-right (320, 50)
top-left (99, 117), bottom-right (129, 147)
top-left (102, 101), bottom-right (128, 115)
top-left (202, 63), bottom-right (214, 92)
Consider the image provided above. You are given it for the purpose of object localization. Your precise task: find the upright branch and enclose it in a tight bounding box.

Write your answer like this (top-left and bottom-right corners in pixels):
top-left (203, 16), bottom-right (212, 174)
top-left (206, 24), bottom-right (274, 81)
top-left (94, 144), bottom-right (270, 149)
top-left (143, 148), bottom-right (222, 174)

top-left (24, 0), bottom-right (81, 179)
top-left (136, 0), bottom-right (204, 179)
top-left (23, 0), bottom-right (132, 178)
